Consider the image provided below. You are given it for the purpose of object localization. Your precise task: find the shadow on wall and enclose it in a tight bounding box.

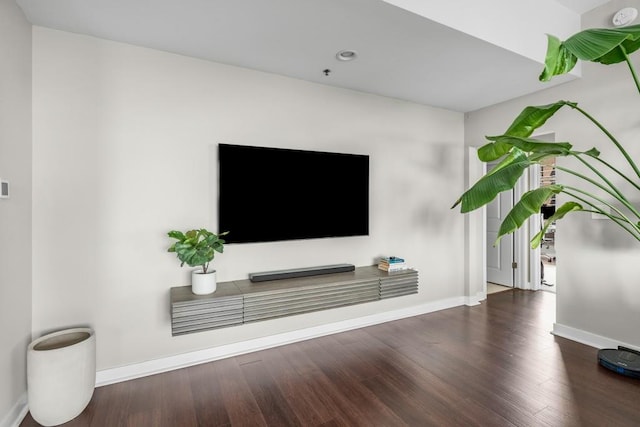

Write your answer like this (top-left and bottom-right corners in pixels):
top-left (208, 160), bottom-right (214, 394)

top-left (413, 144), bottom-right (464, 232)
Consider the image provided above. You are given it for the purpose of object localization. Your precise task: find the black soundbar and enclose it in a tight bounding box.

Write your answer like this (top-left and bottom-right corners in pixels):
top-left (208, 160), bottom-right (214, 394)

top-left (249, 264), bottom-right (355, 282)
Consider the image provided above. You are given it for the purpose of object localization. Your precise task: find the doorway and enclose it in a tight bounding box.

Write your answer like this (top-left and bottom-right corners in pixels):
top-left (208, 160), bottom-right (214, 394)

top-left (540, 155), bottom-right (557, 293)
top-left (480, 132), bottom-right (558, 295)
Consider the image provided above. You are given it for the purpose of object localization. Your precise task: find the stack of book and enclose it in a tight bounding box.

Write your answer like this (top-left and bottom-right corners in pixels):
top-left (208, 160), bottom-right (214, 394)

top-left (378, 256), bottom-right (408, 272)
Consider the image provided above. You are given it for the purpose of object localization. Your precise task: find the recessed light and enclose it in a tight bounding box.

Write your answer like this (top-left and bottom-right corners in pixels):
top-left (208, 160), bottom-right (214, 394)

top-left (336, 50), bottom-right (358, 61)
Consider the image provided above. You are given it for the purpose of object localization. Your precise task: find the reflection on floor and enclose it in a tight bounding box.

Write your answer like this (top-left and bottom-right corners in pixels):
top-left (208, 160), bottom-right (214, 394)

top-left (487, 282), bottom-right (512, 294)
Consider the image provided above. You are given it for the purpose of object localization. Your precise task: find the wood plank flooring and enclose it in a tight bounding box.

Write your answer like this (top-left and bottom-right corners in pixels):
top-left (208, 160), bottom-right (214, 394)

top-left (21, 290), bottom-right (640, 426)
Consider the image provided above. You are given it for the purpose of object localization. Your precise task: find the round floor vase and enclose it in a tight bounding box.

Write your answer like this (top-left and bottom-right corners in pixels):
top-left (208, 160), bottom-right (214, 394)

top-left (27, 327), bottom-right (96, 426)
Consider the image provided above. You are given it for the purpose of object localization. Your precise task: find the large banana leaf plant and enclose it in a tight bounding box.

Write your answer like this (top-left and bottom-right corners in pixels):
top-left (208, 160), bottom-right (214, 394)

top-left (452, 24), bottom-right (640, 248)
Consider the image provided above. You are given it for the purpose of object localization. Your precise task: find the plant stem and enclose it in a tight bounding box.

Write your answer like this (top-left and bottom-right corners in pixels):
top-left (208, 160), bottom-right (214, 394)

top-left (621, 44), bottom-right (640, 94)
top-left (563, 187), bottom-right (640, 238)
top-left (203, 263), bottom-right (209, 274)
top-left (569, 155), bottom-right (628, 202)
top-left (557, 164), bottom-right (640, 219)
top-left (588, 154), bottom-right (640, 191)
top-left (581, 209), bottom-right (640, 242)
top-left (573, 105), bottom-right (640, 179)
top-left (579, 209), bottom-right (626, 222)
top-left (564, 186), bottom-right (631, 222)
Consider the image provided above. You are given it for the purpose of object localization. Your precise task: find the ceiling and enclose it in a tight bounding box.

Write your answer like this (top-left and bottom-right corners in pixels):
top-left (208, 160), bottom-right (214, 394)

top-left (16, 0), bottom-right (610, 113)
top-left (555, 0), bottom-right (610, 14)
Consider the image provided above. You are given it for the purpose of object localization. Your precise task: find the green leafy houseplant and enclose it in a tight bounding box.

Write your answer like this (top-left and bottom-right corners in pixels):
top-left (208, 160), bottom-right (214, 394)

top-left (453, 24), bottom-right (640, 248)
top-left (167, 229), bottom-right (229, 274)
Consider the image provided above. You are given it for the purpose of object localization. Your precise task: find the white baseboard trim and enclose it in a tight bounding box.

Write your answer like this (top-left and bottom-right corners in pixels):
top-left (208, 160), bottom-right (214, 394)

top-left (552, 323), bottom-right (640, 351)
top-left (96, 296), bottom-right (465, 387)
top-left (0, 393), bottom-right (28, 427)
top-left (465, 291), bottom-right (484, 306)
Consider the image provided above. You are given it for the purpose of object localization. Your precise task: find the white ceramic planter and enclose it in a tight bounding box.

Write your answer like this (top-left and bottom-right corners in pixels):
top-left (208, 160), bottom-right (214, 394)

top-left (192, 269), bottom-right (217, 295)
top-left (27, 327), bottom-right (96, 426)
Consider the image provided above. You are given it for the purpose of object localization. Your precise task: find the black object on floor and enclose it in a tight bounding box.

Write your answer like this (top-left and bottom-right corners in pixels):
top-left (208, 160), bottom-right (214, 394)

top-left (598, 346), bottom-right (640, 379)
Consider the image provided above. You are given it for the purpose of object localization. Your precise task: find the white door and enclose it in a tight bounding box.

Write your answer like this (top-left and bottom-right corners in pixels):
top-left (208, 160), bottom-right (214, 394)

top-left (486, 163), bottom-right (514, 287)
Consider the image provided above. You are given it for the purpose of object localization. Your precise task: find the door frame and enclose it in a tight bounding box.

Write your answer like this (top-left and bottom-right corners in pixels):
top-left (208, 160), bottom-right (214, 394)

top-left (513, 162), bottom-right (542, 291)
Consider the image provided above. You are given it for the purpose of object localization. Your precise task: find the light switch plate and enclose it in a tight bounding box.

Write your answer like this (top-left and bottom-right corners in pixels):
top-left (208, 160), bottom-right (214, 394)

top-left (0, 180), bottom-right (9, 198)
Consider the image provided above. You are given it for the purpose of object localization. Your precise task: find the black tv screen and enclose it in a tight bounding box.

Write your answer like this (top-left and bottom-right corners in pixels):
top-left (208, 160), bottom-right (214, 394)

top-left (218, 143), bottom-right (369, 244)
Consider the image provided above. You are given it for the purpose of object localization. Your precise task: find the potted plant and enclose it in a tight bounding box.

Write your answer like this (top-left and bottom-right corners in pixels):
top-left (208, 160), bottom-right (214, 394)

top-left (167, 229), bottom-right (229, 295)
top-left (453, 24), bottom-right (640, 248)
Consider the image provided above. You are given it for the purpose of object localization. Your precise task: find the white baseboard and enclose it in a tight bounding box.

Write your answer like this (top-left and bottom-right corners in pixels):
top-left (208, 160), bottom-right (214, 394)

top-left (96, 296), bottom-right (465, 387)
top-left (0, 393), bottom-right (28, 427)
top-left (552, 323), bottom-right (640, 351)
top-left (465, 291), bottom-right (484, 306)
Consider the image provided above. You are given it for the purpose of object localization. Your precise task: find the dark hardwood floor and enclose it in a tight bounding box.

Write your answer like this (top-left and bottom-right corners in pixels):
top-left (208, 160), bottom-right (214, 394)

top-left (21, 290), bottom-right (640, 426)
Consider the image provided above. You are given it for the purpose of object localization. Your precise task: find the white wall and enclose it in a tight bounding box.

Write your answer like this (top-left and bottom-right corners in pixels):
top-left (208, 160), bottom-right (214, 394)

top-left (32, 27), bottom-right (465, 371)
top-left (384, 0), bottom-right (580, 65)
top-left (0, 0), bottom-right (32, 424)
top-left (465, 0), bottom-right (640, 348)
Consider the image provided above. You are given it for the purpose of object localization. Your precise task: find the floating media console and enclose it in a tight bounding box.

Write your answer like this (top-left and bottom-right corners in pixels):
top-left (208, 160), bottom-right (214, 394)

top-left (249, 264), bottom-right (355, 282)
top-left (170, 265), bottom-right (419, 336)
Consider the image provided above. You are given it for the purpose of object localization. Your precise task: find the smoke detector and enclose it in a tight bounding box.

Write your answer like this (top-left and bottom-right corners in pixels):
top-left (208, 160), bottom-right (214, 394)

top-left (613, 7), bottom-right (638, 27)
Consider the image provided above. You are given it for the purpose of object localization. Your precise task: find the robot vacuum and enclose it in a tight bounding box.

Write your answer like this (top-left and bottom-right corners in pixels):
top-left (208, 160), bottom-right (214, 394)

top-left (598, 346), bottom-right (640, 379)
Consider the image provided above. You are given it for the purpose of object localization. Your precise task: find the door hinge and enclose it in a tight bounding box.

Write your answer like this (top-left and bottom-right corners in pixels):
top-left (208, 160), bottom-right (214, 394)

top-left (512, 261), bottom-right (518, 269)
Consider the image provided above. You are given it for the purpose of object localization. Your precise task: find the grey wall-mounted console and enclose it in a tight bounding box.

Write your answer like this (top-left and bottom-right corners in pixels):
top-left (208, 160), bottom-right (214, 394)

top-left (170, 265), bottom-right (418, 336)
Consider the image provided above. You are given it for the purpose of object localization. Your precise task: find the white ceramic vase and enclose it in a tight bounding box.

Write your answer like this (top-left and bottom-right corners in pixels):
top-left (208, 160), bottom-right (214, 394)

top-left (192, 269), bottom-right (217, 295)
top-left (27, 327), bottom-right (96, 426)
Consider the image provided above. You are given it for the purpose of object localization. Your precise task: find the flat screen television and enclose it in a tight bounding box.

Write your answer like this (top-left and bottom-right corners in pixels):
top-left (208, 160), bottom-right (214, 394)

top-left (218, 143), bottom-right (369, 244)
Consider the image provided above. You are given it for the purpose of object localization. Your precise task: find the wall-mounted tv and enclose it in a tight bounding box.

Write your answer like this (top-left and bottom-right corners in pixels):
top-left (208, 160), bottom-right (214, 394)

top-left (218, 143), bottom-right (369, 244)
